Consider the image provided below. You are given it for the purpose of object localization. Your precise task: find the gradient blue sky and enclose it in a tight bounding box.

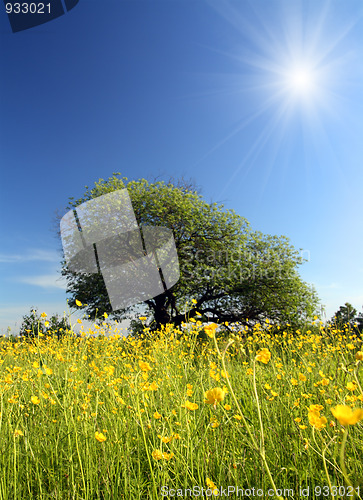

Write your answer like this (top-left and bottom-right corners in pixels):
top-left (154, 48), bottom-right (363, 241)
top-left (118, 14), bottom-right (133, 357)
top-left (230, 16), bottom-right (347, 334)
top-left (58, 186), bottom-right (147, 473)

top-left (1, 0), bottom-right (363, 334)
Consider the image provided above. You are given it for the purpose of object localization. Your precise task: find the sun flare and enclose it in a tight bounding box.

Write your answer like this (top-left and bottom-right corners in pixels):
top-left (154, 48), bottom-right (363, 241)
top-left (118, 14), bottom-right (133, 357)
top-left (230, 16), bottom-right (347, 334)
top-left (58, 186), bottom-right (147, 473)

top-left (287, 67), bottom-right (315, 94)
top-left (198, 0), bottom-right (357, 201)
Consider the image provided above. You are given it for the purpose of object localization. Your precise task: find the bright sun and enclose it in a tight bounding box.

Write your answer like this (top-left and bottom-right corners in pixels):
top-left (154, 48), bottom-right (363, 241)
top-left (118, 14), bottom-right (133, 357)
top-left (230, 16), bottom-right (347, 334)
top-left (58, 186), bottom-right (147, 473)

top-left (288, 67), bottom-right (315, 94)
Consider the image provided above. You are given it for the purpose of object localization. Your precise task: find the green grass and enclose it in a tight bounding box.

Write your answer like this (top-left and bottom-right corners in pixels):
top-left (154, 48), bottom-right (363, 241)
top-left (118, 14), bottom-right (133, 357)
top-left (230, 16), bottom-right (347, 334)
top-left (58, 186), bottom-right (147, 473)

top-left (0, 317), bottom-right (362, 499)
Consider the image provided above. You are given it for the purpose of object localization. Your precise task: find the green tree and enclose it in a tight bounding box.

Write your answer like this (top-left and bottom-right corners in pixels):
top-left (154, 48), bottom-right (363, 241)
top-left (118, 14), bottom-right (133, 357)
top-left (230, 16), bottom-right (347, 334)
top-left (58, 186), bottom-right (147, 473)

top-left (19, 308), bottom-right (71, 339)
top-left (354, 311), bottom-right (363, 333)
top-left (329, 302), bottom-right (358, 330)
top-left (58, 173), bottom-right (320, 330)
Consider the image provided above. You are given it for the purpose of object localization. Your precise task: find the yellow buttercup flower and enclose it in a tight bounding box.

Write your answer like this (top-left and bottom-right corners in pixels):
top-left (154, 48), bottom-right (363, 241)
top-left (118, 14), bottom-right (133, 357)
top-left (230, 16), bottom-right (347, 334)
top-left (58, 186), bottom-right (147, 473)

top-left (95, 432), bottom-right (106, 442)
top-left (204, 323), bottom-right (218, 338)
top-left (308, 411), bottom-right (327, 430)
top-left (158, 434), bottom-right (173, 444)
top-left (331, 405), bottom-right (363, 426)
top-left (255, 348), bottom-right (271, 364)
top-left (204, 387), bottom-right (225, 406)
top-left (309, 404), bottom-right (323, 412)
top-left (14, 429), bottom-right (24, 437)
top-left (152, 450), bottom-right (174, 460)
top-left (206, 478), bottom-right (219, 496)
top-left (149, 381), bottom-right (158, 391)
top-left (31, 396), bottom-right (40, 405)
top-left (355, 351), bottom-right (363, 361)
top-left (346, 382), bottom-right (357, 392)
top-left (152, 450), bottom-right (163, 460)
top-left (139, 361), bottom-right (152, 371)
top-left (183, 400), bottom-right (198, 411)
top-left (75, 300), bottom-right (82, 307)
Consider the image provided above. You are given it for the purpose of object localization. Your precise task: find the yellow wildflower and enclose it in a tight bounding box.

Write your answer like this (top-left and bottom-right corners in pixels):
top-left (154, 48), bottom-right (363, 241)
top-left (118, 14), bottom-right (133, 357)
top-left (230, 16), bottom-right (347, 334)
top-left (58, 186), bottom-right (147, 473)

top-left (204, 323), bottom-right (218, 338)
top-left (183, 400), bottom-right (198, 411)
top-left (206, 478), bottom-right (219, 496)
top-left (158, 434), bottom-right (172, 444)
top-left (95, 432), bottom-right (106, 442)
top-left (139, 361), bottom-right (152, 371)
top-left (255, 348), bottom-right (271, 364)
top-left (204, 387), bottom-right (225, 406)
top-left (309, 404), bottom-right (324, 412)
top-left (308, 411), bottom-right (327, 430)
top-left (152, 449), bottom-right (163, 460)
top-left (346, 382), bottom-right (357, 392)
top-left (331, 405), bottom-right (363, 426)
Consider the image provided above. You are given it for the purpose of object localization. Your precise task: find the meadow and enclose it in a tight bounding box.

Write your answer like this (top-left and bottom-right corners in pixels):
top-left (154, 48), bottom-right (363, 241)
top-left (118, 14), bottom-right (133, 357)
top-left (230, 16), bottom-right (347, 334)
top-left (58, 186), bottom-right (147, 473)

top-left (0, 311), bottom-right (362, 499)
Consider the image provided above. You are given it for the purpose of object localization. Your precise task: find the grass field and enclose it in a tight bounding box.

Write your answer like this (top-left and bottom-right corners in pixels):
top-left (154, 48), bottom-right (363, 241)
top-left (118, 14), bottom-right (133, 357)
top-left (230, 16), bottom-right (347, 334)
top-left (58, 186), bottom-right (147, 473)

top-left (0, 313), bottom-right (362, 499)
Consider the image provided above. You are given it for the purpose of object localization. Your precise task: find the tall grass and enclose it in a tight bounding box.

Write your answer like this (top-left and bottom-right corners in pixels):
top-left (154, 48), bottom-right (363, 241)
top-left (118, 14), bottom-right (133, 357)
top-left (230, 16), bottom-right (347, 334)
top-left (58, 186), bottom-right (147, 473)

top-left (0, 315), bottom-right (362, 499)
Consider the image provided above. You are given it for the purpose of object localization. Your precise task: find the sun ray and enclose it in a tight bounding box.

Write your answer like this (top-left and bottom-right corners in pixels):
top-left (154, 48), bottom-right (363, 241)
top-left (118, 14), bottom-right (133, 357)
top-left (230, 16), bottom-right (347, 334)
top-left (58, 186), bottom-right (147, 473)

top-left (197, 0), bottom-right (363, 202)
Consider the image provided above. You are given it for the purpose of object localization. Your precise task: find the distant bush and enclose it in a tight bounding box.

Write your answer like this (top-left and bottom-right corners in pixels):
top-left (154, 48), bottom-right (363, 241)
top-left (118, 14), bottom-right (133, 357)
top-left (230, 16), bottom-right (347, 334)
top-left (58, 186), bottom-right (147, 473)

top-left (19, 307), bottom-right (71, 339)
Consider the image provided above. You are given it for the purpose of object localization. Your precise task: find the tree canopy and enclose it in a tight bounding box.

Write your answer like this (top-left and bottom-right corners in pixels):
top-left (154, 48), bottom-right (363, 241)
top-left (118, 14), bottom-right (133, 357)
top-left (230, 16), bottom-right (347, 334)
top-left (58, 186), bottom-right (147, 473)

top-left (329, 302), bottom-right (363, 332)
top-left (59, 173), bottom-right (321, 330)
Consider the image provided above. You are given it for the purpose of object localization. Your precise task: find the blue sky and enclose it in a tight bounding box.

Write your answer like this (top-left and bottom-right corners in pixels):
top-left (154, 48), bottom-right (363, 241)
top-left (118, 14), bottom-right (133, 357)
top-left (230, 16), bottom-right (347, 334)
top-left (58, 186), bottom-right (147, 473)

top-left (1, 0), bottom-right (363, 334)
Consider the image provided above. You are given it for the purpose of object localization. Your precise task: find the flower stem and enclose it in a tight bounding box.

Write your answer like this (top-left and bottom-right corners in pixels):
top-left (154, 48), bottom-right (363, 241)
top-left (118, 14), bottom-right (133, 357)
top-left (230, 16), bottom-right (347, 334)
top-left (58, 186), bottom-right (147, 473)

top-left (214, 335), bottom-right (283, 500)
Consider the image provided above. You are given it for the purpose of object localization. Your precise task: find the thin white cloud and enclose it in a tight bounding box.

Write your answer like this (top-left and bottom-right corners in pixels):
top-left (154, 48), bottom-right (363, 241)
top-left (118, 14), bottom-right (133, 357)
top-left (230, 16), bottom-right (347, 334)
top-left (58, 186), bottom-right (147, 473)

top-left (0, 249), bottom-right (61, 264)
top-left (16, 274), bottom-right (67, 290)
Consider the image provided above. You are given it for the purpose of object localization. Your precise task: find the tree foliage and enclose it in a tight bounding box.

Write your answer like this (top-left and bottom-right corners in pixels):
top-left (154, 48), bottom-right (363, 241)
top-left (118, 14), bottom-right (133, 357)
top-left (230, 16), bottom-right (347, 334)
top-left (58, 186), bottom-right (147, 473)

top-left (19, 308), bottom-right (71, 339)
top-left (59, 173), bottom-right (321, 330)
top-left (329, 302), bottom-right (362, 332)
